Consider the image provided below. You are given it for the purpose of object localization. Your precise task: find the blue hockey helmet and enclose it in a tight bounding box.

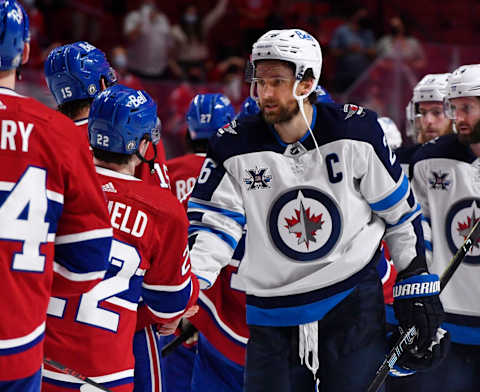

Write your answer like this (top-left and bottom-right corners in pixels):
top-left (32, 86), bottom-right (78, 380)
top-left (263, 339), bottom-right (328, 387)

top-left (235, 96), bottom-right (260, 120)
top-left (315, 85), bottom-right (334, 103)
top-left (44, 41), bottom-right (116, 105)
top-left (0, 0), bottom-right (30, 71)
top-left (88, 84), bottom-right (159, 155)
top-left (186, 93), bottom-right (235, 140)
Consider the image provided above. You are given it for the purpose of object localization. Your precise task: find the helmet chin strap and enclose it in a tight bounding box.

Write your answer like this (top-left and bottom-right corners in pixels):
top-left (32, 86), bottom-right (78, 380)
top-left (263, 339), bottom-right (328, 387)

top-left (135, 142), bottom-right (157, 174)
top-left (292, 80), bottom-right (323, 165)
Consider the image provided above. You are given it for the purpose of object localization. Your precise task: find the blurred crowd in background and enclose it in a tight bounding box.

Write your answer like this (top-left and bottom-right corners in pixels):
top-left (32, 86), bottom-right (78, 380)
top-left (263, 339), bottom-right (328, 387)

top-left (18, 0), bottom-right (480, 158)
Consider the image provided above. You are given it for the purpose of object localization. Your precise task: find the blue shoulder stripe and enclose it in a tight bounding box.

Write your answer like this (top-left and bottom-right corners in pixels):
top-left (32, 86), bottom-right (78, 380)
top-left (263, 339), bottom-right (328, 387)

top-left (370, 174), bottom-right (409, 212)
top-left (188, 201), bottom-right (246, 226)
top-left (188, 225), bottom-right (238, 249)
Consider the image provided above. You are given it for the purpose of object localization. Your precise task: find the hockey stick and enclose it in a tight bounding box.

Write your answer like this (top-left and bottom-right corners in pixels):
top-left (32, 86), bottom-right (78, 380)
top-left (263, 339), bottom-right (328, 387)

top-left (43, 357), bottom-right (113, 392)
top-left (160, 322), bottom-right (198, 357)
top-left (367, 218), bottom-right (480, 392)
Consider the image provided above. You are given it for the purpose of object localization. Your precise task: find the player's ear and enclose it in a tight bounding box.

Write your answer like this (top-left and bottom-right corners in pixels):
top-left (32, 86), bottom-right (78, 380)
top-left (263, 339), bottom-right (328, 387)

top-left (21, 42), bottom-right (30, 65)
top-left (297, 78), bottom-right (314, 97)
top-left (100, 77), bottom-right (107, 91)
top-left (138, 138), bottom-right (149, 156)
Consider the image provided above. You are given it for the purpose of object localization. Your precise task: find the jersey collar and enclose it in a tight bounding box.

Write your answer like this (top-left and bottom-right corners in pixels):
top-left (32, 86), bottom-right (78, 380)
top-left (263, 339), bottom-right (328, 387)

top-left (95, 166), bottom-right (141, 181)
top-left (269, 105), bottom-right (317, 147)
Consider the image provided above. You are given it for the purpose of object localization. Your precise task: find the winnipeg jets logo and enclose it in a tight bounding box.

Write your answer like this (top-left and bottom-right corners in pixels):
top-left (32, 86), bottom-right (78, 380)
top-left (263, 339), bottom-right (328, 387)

top-left (268, 188), bottom-right (342, 262)
top-left (243, 167), bottom-right (272, 190)
top-left (343, 104), bottom-right (366, 120)
top-left (429, 171), bottom-right (450, 190)
top-left (284, 199), bottom-right (324, 249)
top-left (446, 199), bottom-right (480, 264)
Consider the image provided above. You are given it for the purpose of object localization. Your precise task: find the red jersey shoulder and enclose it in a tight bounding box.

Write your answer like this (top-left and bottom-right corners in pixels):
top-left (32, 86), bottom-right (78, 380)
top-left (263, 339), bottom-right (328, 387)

top-left (168, 154), bottom-right (205, 177)
top-left (168, 154), bottom-right (205, 205)
top-left (3, 93), bottom-right (89, 151)
top-left (100, 173), bottom-right (186, 224)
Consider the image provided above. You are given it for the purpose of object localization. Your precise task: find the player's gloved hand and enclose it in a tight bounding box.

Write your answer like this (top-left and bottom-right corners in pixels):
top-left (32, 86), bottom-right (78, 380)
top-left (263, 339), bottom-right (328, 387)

top-left (393, 257), bottom-right (445, 353)
top-left (388, 326), bottom-right (450, 377)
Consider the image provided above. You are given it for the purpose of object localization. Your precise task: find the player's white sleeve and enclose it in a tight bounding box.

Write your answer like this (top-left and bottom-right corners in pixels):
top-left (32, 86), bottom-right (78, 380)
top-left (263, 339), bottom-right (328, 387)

top-left (356, 131), bottom-right (425, 273)
top-left (188, 158), bottom-right (245, 289)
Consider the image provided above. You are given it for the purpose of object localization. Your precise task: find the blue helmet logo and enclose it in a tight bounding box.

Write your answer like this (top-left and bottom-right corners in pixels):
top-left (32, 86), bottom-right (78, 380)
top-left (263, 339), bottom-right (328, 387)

top-left (186, 93), bottom-right (235, 140)
top-left (88, 84), bottom-right (158, 155)
top-left (0, 0), bottom-right (29, 70)
top-left (44, 41), bottom-right (116, 105)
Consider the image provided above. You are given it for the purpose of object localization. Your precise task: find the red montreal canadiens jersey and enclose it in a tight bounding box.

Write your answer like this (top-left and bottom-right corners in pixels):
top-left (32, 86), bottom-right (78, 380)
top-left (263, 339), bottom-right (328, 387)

top-left (168, 153), bottom-right (249, 365)
top-left (378, 241), bottom-right (397, 305)
top-left (168, 153), bottom-right (205, 210)
top-left (43, 167), bottom-right (198, 391)
top-left (0, 88), bottom-right (112, 381)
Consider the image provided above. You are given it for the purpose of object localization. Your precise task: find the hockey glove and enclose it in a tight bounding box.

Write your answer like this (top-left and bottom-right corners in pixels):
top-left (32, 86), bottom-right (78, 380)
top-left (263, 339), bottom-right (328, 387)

top-left (393, 259), bottom-right (445, 353)
top-left (388, 326), bottom-right (450, 377)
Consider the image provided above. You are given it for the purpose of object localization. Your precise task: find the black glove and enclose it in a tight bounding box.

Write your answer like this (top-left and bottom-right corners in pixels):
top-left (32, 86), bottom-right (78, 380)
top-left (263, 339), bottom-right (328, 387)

top-left (393, 257), bottom-right (445, 352)
top-left (389, 326), bottom-right (450, 376)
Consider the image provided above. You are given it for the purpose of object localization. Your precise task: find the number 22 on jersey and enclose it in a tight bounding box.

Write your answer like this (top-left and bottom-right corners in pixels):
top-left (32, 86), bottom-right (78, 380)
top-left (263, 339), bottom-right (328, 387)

top-left (48, 239), bottom-right (141, 332)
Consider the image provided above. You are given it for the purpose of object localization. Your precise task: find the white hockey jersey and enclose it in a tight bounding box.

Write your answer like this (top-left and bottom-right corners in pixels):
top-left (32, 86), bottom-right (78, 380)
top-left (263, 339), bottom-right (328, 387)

top-left (411, 134), bottom-right (480, 344)
top-left (189, 103), bottom-right (426, 327)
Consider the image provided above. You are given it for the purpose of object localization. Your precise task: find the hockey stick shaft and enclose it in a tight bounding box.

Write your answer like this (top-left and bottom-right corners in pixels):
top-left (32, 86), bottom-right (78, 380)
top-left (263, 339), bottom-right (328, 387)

top-left (44, 357), bottom-right (113, 392)
top-left (367, 218), bottom-right (480, 392)
top-left (160, 323), bottom-right (198, 357)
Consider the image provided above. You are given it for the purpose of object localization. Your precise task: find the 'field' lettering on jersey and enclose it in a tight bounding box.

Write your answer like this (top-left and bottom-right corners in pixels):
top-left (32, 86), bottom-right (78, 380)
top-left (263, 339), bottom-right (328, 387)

top-left (107, 200), bottom-right (148, 238)
top-left (1, 120), bottom-right (34, 152)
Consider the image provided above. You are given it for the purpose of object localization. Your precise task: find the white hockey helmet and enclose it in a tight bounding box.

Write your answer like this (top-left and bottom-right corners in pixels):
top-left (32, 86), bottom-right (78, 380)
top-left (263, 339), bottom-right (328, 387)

top-left (250, 29), bottom-right (322, 100)
top-left (406, 73), bottom-right (450, 140)
top-left (378, 116), bottom-right (402, 150)
top-left (444, 64), bottom-right (480, 120)
top-left (413, 73), bottom-right (450, 103)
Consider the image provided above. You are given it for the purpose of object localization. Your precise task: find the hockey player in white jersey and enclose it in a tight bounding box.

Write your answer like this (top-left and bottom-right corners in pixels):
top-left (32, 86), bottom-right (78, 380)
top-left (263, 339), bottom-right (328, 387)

top-left (406, 64), bottom-right (480, 391)
top-left (396, 73), bottom-right (453, 176)
top-left (187, 29), bottom-right (446, 391)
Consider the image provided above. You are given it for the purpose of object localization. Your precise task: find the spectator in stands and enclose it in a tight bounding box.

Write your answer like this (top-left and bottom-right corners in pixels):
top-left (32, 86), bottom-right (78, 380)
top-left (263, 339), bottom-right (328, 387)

top-left (170, 0), bottom-right (229, 83)
top-left (109, 45), bottom-right (145, 91)
top-left (123, 0), bottom-right (174, 79)
top-left (329, 8), bottom-right (376, 93)
top-left (234, 0), bottom-right (274, 54)
top-left (208, 55), bottom-right (246, 103)
top-left (376, 16), bottom-right (426, 72)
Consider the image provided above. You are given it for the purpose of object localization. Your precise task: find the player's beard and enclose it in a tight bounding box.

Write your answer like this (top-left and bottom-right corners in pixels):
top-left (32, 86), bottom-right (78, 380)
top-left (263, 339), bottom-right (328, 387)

top-left (457, 120), bottom-right (480, 145)
top-left (260, 99), bottom-right (299, 124)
